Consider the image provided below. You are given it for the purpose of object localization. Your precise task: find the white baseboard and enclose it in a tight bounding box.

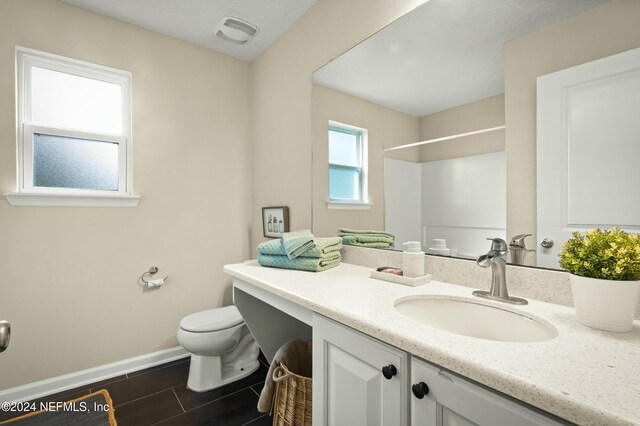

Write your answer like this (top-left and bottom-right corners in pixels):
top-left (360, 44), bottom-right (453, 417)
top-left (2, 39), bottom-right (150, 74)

top-left (0, 346), bottom-right (189, 403)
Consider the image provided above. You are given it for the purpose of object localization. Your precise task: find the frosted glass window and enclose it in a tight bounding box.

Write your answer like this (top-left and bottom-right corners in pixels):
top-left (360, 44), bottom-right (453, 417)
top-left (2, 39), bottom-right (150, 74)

top-left (328, 124), bottom-right (365, 202)
top-left (31, 66), bottom-right (123, 134)
top-left (329, 168), bottom-right (361, 200)
top-left (33, 133), bottom-right (119, 191)
top-left (15, 47), bottom-right (132, 202)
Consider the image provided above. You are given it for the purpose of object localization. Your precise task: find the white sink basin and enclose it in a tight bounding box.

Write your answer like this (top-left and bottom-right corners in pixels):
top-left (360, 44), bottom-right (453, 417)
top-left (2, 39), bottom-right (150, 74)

top-left (394, 296), bottom-right (558, 343)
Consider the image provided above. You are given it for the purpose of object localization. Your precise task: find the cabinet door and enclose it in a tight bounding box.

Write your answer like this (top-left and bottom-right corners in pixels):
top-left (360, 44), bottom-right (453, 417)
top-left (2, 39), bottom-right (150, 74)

top-left (313, 315), bottom-right (409, 426)
top-left (411, 357), bottom-right (565, 426)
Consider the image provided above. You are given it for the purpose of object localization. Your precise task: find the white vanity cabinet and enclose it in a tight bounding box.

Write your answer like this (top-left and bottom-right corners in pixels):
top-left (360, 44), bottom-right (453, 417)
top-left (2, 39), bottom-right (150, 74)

top-left (410, 357), bottom-right (565, 426)
top-left (313, 315), bottom-right (410, 426)
top-left (312, 314), bottom-right (566, 426)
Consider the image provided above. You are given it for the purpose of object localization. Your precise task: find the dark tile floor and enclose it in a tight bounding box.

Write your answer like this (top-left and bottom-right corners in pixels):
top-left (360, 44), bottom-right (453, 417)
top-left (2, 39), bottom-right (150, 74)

top-left (0, 354), bottom-right (273, 425)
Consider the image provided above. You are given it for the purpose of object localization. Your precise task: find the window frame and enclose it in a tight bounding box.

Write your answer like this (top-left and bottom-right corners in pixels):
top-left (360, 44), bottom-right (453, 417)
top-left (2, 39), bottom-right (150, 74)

top-left (327, 121), bottom-right (370, 209)
top-left (6, 46), bottom-right (137, 207)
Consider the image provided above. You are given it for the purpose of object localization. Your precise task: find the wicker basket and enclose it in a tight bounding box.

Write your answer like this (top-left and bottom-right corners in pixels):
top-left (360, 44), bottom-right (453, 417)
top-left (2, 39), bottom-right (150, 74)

top-left (272, 363), bottom-right (312, 426)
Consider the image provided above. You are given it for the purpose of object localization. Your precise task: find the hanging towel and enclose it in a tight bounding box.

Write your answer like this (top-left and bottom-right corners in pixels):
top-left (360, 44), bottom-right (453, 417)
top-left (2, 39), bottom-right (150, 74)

top-left (282, 230), bottom-right (316, 259)
top-left (257, 252), bottom-right (341, 272)
top-left (258, 340), bottom-right (313, 413)
top-left (257, 237), bottom-right (343, 258)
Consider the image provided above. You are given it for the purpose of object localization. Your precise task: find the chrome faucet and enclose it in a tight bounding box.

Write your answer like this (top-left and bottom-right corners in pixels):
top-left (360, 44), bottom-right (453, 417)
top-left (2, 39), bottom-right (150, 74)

top-left (508, 233), bottom-right (534, 265)
top-left (472, 238), bottom-right (527, 305)
top-left (509, 233), bottom-right (531, 249)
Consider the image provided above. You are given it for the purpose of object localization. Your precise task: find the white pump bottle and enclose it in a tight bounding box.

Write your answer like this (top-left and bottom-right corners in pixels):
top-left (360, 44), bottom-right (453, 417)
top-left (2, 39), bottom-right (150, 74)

top-left (403, 241), bottom-right (425, 278)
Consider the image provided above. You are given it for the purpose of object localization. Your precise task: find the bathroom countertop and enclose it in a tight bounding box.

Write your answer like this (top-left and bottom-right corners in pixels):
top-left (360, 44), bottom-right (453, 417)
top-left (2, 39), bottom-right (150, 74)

top-left (223, 261), bottom-right (640, 426)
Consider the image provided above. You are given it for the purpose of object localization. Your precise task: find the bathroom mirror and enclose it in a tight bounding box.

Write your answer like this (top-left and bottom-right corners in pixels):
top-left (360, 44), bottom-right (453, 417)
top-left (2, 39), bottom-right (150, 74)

top-left (310, 0), bottom-right (640, 270)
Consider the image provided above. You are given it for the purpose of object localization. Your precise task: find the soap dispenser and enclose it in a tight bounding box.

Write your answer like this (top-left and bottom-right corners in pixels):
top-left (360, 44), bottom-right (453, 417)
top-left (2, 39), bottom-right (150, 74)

top-left (403, 241), bottom-right (425, 278)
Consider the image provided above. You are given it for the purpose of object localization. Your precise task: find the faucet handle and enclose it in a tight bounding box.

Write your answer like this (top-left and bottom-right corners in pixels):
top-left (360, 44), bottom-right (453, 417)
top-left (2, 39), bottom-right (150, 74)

top-left (509, 234), bottom-right (532, 248)
top-left (486, 237), bottom-right (507, 253)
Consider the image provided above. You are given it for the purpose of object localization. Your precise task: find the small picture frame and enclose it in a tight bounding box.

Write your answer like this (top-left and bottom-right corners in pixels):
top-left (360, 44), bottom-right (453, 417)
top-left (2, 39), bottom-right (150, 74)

top-left (262, 206), bottom-right (290, 238)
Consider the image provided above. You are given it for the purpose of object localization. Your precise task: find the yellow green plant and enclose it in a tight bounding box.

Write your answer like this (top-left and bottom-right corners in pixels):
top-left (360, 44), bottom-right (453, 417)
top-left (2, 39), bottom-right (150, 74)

top-left (559, 228), bottom-right (640, 281)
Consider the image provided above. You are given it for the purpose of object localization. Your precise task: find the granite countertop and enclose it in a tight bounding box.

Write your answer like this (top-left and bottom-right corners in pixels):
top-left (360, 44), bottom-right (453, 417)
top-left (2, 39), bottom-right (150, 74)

top-left (223, 261), bottom-right (640, 426)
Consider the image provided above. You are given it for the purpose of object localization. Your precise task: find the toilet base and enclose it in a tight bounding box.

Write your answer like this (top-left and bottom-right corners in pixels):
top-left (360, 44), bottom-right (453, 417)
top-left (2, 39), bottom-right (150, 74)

top-left (186, 351), bottom-right (261, 392)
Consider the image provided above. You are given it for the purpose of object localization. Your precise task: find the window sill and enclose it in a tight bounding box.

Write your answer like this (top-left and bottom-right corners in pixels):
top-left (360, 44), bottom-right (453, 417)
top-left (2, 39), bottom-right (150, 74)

top-left (326, 201), bottom-right (372, 210)
top-left (4, 192), bottom-right (141, 207)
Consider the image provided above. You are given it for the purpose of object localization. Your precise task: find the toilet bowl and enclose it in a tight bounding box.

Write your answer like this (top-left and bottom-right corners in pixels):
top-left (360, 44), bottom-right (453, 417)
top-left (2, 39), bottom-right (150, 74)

top-left (177, 305), bottom-right (260, 392)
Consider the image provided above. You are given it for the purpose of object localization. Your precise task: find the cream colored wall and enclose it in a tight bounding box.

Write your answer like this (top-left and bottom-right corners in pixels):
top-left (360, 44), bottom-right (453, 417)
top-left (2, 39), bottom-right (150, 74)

top-left (505, 0), bottom-right (640, 242)
top-left (312, 84), bottom-right (419, 237)
top-left (0, 0), bottom-right (251, 390)
top-left (251, 0), bottom-right (426, 250)
top-left (419, 95), bottom-right (505, 162)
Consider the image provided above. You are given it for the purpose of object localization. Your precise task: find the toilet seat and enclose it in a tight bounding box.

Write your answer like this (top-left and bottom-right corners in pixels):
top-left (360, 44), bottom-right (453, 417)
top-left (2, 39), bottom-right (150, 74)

top-left (179, 305), bottom-right (243, 333)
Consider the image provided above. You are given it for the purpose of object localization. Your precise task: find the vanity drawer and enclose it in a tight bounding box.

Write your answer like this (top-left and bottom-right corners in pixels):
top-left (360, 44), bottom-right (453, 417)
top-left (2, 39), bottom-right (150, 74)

top-left (411, 357), bottom-right (567, 426)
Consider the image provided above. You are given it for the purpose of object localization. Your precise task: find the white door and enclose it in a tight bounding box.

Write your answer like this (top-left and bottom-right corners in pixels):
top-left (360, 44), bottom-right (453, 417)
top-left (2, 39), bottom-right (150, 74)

top-left (313, 315), bottom-right (409, 426)
top-left (537, 47), bottom-right (640, 268)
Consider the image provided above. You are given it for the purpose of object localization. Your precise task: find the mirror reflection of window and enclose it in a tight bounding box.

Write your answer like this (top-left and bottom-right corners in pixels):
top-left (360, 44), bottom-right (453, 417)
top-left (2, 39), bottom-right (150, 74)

top-left (328, 122), bottom-right (367, 203)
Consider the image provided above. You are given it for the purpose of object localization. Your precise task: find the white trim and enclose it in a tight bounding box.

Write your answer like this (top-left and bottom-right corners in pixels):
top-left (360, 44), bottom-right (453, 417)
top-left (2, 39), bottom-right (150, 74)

top-left (328, 120), bottom-right (366, 134)
top-left (0, 346), bottom-right (189, 403)
top-left (4, 192), bottom-right (140, 207)
top-left (361, 127), bottom-right (369, 202)
top-left (326, 201), bottom-right (373, 210)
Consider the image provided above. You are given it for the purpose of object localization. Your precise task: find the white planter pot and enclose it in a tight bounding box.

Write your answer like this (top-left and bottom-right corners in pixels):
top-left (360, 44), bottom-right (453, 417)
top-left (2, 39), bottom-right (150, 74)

top-left (570, 274), bottom-right (640, 332)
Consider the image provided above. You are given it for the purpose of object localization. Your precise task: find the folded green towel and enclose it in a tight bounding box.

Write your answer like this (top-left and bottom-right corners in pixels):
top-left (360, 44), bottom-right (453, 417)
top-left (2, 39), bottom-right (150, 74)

top-left (339, 228), bottom-right (395, 239)
top-left (257, 237), bottom-right (343, 258)
top-left (257, 253), bottom-right (341, 272)
top-left (341, 234), bottom-right (394, 245)
top-left (282, 230), bottom-right (316, 259)
top-left (338, 229), bottom-right (395, 247)
top-left (341, 239), bottom-right (394, 248)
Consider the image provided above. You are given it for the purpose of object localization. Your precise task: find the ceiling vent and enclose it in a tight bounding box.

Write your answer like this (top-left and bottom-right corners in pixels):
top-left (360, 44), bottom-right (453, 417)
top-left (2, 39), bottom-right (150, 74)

top-left (216, 17), bottom-right (259, 45)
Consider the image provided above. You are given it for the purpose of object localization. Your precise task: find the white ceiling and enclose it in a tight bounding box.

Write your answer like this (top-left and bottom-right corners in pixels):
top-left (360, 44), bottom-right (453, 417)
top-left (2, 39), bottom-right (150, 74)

top-left (60, 0), bottom-right (318, 62)
top-left (313, 0), bottom-right (607, 117)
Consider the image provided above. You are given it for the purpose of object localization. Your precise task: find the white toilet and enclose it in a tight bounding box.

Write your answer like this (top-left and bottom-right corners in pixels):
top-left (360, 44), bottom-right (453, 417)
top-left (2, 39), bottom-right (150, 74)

top-left (177, 305), bottom-right (260, 392)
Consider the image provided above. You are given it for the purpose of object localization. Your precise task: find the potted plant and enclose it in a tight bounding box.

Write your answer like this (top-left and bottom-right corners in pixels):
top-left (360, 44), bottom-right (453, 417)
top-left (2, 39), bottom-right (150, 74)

top-left (559, 227), bottom-right (640, 332)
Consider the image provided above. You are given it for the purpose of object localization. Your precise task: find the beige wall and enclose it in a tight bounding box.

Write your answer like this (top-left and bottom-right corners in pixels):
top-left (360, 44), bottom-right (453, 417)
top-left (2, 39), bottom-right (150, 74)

top-left (251, 0), bottom-right (426, 251)
top-left (0, 0), bottom-right (251, 389)
top-left (505, 0), bottom-right (640, 242)
top-left (312, 84), bottom-right (419, 237)
top-left (419, 95), bottom-right (505, 162)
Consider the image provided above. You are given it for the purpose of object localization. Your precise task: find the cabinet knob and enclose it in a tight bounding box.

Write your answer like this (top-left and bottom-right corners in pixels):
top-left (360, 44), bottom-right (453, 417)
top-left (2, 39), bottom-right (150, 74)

top-left (381, 364), bottom-right (397, 380)
top-left (412, 382), bottom-right (430, 399)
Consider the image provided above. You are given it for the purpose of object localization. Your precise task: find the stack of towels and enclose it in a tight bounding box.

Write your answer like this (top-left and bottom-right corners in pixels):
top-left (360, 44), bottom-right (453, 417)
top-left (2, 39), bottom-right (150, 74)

top-left (338, 228), bottom-right (395, 248)
top-left (257, 230), bottom-right (343, 272)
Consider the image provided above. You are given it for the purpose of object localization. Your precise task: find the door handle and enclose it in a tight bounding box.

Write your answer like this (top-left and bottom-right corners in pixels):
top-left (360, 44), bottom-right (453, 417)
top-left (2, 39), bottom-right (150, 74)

top-left (541, 238), bottom-right (554, 248)
top-left (0, 321), bottom-right (10, 353)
